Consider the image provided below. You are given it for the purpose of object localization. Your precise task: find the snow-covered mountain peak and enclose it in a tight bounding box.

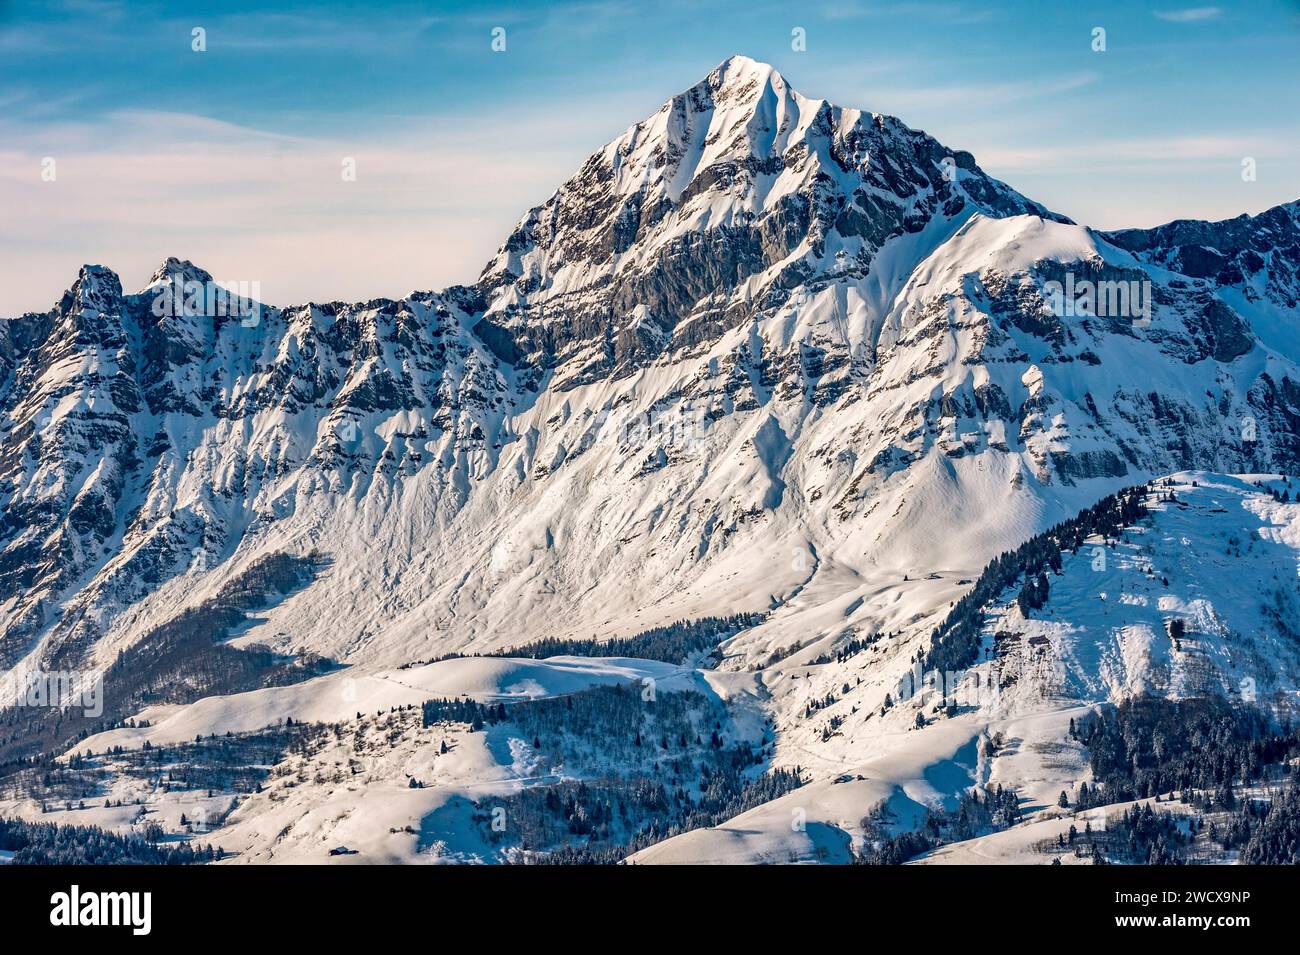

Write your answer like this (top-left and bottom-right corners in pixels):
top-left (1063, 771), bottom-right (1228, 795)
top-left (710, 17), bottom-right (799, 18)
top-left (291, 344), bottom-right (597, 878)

top-left (660, 54), bottom-right (807, 176)
top-left (144, 256), bottom-right (215, 292)
top-left (475, 57), bottom-right (1061, 377)
top-left (706, 52), bottom-right (786, 88)
top-left (691, 53), bottom-right (794, 106)
top-left (65, 263), bottom-right (124, 315)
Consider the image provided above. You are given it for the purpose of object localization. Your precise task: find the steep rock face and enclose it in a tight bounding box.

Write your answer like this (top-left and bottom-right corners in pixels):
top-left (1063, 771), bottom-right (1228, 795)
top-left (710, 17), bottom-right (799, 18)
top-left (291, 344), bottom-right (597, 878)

top-left (473, 55), bottom-right (1063, 382)
top-left (0, 265), bottom-right (143, 667)
top-left (1104, 201), bottom-right (1300, 310)
top-left (0, 56), bottom-right (1298, 715)
top-left (0, 263), bottom-right (510, 675)
top-left (1103, 201), bottom-right (1300, 365)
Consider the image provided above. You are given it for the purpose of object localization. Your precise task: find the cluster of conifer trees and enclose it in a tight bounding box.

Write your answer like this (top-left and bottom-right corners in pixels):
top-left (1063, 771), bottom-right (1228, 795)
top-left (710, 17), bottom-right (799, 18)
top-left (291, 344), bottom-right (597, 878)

top-left (855, 784), bottom-right (1023, 864)
top-left (521, 768), bottom-right (804, 864)
top-left (0, 816), bottom-right (220, 865)
top-left (1235, 777), bottom-right (1300, 863)
top-left (0, 552), bottom-right (331, 765)
top-left (3, 722), bottom-right (327, 819)
top-left (1105, 804), bottom-right (1190, 864)
top-left (1065, 696), bottom-right (1300, 863)
top-left (420, 678), bottom-right (800, 862)
top-left (924, 485), bottom-right (1149, 674)
top-left (1072, 696), bottom-right (1299, 804)
top-left (409, 613), bottom-right (765, 669)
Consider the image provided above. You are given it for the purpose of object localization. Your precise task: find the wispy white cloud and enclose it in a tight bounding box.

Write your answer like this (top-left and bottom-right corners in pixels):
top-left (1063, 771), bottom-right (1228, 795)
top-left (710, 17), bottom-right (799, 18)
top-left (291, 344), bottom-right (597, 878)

top-left (1153, 7), bottom-right (1224, 22)
top-left (862, 71), bottom-right (1100, 114)
top-left (191, 11), bottom-right (450, 53)
top-left (55, 0), bottom-right (130, 18)
top-left (0, 106), bottom-right (618, 313)
top-left (976, 134), bottom-right (1290, 172)
top-left (820, 1), bottom-right (996, 25)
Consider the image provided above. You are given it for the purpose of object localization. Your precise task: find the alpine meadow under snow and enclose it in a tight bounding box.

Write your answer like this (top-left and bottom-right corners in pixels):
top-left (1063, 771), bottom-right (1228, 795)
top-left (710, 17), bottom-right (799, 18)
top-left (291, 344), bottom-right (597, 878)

top-left (3, 56), bottom-right (1300, 865)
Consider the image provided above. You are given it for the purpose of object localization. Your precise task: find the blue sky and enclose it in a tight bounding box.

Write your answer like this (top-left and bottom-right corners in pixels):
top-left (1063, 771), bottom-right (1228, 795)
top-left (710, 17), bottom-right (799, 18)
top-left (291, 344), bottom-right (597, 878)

top-left (1, 0), bottom-right (1298, 313)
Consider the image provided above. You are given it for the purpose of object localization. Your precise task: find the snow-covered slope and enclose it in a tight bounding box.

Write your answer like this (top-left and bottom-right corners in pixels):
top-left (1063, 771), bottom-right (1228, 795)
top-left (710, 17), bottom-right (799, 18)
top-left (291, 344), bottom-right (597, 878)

top-left (72, 655), bottom-right (691, 753)
top-left (639, 472), bottom-right (1300, 863)
top-left (3, 56), bottom-right (1300, 863)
